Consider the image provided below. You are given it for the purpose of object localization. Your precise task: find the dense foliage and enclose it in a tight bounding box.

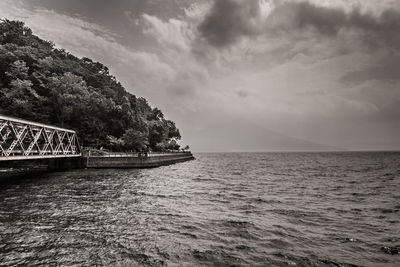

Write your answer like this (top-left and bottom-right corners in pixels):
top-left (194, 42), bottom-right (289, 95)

top-left (0, 19), bottom-right (181, 151)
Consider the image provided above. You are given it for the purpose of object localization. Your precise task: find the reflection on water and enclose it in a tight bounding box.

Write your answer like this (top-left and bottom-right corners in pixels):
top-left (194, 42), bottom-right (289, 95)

top-left (0, 152), bottom-right (399, 266)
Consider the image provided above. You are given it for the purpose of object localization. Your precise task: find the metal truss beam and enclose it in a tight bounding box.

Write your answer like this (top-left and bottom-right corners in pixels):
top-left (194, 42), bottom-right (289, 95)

top-left (0, 115), bottom-right (81, 161)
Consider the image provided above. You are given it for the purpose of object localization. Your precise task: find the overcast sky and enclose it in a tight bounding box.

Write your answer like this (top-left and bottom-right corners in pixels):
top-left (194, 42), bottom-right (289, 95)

top-left (1, 0), bottom-right (400, 151)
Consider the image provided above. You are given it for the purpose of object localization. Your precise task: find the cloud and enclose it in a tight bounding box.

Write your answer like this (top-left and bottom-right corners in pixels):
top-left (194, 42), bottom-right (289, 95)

top-left (137, 13), bottom-right (212, 101)
top-left (198, 0), bottom-right (400, 51)
top-left (340, 50), bottom-right (400, 84)
top-left (140, 14), bottom-right (195, 51)
top-left (198, 0), bottom-right (264, 47)
top-left (271, 1), bottom-right (400, 50)
top-left (136, 1), bottom-right (400, 149)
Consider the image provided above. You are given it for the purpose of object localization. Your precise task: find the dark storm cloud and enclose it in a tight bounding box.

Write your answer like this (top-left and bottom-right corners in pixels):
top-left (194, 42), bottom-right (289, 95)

top-left (198, 0), bottom-right (261, 47)
top-left (270, 1), bottom-right (346, 35)
top-left (271, 1), bottom-right (400, 49)
top-left (199, 0), bottom-right (400, 50)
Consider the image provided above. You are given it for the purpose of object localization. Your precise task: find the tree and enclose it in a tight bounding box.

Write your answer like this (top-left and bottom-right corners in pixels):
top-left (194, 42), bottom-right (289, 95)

top-left (166, 139), bottom-right (180, 150)
top-left (106, 135), bottom-right (124, 151)
top-left (47, 72), bottom-right (90, 126)
top-left (122, 129), bottom-right (149, 151)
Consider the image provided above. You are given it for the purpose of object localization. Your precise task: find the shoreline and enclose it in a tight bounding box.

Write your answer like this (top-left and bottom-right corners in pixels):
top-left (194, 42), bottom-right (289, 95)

top-left (0, 152), bottom-right (195, 178)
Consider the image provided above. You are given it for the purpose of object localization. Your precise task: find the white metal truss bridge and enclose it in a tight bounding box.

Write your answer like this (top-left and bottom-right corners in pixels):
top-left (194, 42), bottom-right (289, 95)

top-left (0, 115), bottom-right (81, 161)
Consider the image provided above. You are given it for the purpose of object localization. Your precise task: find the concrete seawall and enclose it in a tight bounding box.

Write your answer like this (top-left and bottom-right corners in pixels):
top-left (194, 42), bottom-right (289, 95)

top-left (0, 153), bottom-right (195, 175)
top-left (82, 152), bottom-right (195, 168)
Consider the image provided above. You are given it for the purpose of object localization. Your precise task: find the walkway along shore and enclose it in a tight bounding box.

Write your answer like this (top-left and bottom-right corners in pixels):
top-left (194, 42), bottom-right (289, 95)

top-left (81, 151), bottom-right (195, 169)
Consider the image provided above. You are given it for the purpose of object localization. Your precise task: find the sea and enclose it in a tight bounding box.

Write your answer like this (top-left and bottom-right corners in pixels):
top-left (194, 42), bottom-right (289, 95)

top-left (0, 152), bottom-right (399, 266)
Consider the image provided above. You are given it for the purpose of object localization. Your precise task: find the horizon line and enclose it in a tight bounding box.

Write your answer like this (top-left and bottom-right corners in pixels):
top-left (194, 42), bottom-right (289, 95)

top-left (190, 149), bottom-right (400, 153)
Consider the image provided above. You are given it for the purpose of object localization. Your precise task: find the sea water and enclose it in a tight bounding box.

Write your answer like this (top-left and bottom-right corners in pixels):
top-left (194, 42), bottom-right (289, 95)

top-left (0, 152), bottom-right (399, 266)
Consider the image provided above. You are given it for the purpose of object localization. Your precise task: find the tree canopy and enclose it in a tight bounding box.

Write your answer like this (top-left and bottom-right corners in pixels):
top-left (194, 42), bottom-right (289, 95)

top-left (0, 19), bottom-right (181, 151)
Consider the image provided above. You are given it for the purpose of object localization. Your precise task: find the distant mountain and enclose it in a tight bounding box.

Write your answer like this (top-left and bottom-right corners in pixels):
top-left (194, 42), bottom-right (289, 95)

top-left (0, 19), bottom-right (181, 151)
top-left (189, 119), bottom-right (339, 152)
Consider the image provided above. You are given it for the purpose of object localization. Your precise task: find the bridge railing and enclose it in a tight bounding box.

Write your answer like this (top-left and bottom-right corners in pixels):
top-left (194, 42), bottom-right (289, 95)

top-left (0, 115), bottom-right (81, 160)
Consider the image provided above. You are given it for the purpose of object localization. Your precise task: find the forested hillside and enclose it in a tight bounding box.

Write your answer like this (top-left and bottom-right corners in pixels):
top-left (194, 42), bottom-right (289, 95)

top-left (0, 19), bottom-right (182, 151)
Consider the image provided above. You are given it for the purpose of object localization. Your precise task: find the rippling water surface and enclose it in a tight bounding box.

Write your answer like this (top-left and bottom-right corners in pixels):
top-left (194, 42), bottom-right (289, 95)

top-left (0, 152), bottom-right (399, 266)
